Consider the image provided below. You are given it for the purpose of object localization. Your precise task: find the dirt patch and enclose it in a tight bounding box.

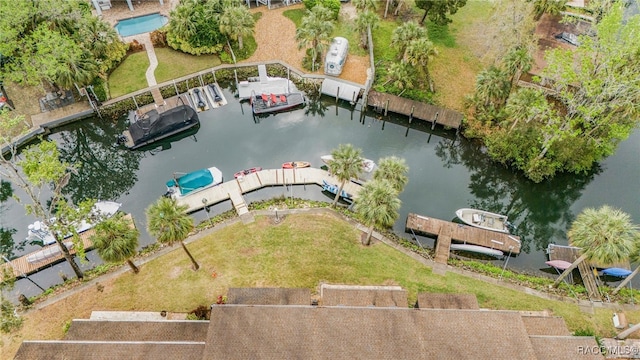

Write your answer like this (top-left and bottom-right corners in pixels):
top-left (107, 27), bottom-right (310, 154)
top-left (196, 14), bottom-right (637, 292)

top-left (243, 5), bottom-right (369, 85)
top-left (168, 266), bottom-right (183, 279)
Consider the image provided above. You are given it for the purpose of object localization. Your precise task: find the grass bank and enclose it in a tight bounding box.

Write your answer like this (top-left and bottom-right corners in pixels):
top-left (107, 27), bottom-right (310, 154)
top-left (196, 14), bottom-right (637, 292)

top-left (3, 212), bottom-right (635, 357)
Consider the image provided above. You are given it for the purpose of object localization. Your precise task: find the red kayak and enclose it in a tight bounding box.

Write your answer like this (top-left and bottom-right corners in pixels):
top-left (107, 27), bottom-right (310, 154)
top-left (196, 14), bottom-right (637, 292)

top-left (282, 161), bottom-right (310, 169)
top-left (234, 167), bottom-right (262, 178)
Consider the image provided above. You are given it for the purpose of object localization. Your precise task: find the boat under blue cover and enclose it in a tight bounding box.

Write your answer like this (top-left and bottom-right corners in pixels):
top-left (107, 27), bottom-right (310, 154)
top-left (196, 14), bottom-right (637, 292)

top-left (602, 267), bottom-right (633, 278)
top-left (167, 169), bottom-right (214, 196)
top-left (322, 180), bottom-right (352, 200)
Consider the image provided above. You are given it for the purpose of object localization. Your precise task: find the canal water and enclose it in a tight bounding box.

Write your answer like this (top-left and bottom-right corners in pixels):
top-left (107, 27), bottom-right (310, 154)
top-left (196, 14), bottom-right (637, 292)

top-left (3, 88), bottom-right (639, 299)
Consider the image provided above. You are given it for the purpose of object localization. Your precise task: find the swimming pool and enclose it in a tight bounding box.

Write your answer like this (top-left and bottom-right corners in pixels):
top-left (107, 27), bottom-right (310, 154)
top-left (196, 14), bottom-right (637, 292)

top-left (115, 13), bottom-right (168, 37)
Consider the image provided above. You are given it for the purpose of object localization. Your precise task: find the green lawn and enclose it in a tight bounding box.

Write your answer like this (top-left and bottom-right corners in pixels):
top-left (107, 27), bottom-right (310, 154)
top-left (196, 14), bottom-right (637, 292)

top-left (107, 52), bottom-right (150, 99)
top-left (5, 212), bottom-right (631, 358)
top-left (154, 47), bottom-right (221, 84)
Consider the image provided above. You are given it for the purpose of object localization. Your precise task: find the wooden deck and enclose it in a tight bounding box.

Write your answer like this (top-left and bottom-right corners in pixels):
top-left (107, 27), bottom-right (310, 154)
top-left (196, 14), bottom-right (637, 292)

top-left (175, 168), bottom-right (362, 214)
top-left (366, 91), bottom-right (463, 129)
top-left (405, 213), bottom-right (521, 264)
top-left (1, 214), bottom-right (134, 281)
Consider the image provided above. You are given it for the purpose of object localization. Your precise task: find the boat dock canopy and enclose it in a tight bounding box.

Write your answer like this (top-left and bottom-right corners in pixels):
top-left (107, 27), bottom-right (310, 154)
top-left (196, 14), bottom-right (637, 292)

top-left (321, 78), bottom-right (362, 102)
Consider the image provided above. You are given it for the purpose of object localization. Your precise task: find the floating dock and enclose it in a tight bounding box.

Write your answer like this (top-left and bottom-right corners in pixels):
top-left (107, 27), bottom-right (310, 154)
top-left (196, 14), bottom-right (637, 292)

top-left (237, 65), bottom-right (297, 100)
top-left (0, 214), bottom-right (134, 281)
top-left (405, 213), bottom-right (521, 264)
top-left (175, 168), bottom-right (362, 216)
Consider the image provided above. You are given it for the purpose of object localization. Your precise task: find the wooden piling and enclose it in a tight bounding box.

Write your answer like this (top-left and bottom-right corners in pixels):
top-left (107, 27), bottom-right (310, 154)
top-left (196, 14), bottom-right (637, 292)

top-left (384, 99), bottom-right (389, 116)
top-left (409, 106), bottom-right (414, 124)
top-left (432, 112), bottom-right (439, 130)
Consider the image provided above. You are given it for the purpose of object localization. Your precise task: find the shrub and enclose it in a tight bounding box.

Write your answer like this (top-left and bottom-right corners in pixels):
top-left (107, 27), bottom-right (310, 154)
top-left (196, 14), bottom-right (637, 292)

top-left (303, 0), bottom-right (341, 20)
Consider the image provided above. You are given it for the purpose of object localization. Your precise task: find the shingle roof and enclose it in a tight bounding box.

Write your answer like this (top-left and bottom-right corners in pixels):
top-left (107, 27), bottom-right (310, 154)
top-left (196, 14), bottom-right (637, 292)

top-left (415, 293), bottom-right (479, 309)
top-left (65, 320), bottom-right (209, 342)
top-left (226, 287), bottom-right (310, 305)
top-left (203, 306), bottom-right (539, 359)
top-left (521, 316), bottom-right (571, 336)
top-left (529, 336), bottom-right (603, 360)
top-left (320, 286), bottom-right (408, 307)
top-left (14, 341), bottom-right (205, 360)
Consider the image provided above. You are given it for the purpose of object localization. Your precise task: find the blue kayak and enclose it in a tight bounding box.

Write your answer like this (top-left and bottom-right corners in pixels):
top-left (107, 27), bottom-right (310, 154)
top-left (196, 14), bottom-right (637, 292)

top-left (602, 268), bottom-right (633, 278)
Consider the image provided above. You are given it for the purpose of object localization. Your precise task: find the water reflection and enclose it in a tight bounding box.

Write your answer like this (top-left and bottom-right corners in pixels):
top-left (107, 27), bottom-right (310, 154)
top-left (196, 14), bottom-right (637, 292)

top-left (57, 118), bottom-right (143, 202)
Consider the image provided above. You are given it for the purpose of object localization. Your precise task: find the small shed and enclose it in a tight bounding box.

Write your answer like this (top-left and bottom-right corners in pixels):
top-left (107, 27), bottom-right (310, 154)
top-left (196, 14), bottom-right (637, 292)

top-left (324, 37), bottom-right (349, 76)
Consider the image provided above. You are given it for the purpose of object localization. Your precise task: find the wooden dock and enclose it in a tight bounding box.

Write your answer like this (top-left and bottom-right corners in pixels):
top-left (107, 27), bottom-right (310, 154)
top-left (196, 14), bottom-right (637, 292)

top-left (1, 214), bottom-right (134, 280)
top-left (175, 168), bottom-right (362, 214)
top-left (366, 91), bottom-right (463, 130)
top-left (405, 213), bottom-right (521, 264)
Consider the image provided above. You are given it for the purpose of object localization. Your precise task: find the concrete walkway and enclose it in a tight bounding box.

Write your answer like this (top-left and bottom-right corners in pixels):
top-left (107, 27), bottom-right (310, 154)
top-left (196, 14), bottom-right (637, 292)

top-left (139, 33), bottom-right (159, 87)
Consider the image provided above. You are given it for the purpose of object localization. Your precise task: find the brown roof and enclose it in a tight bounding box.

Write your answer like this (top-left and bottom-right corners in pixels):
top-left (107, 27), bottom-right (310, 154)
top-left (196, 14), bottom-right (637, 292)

top-left (529, 336), bottom-right (603, 360)
top-left (14, 341), bottom-right (205, 360)
top-left (415, 293), bottom-right (479, 309)
top-left (204, 306), bottom-right (539, 359)
top-left (65, 320), bottom-right (209, 342)
top-left (321, 286), bottom-right (408, 307)
top-left (226, 287), bottom-right (310, 305)
top-left (521, 316), bottom-right (571, 336)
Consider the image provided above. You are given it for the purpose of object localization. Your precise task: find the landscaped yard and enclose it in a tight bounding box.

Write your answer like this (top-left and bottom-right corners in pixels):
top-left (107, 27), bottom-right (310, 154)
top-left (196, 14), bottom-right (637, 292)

top-left (3, 212), bottom-right (635, 358)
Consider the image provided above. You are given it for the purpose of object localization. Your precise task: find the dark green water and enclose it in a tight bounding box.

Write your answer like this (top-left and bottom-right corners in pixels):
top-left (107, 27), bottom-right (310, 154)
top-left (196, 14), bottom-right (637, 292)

top-left (4, 89), bottom-right (639, 297)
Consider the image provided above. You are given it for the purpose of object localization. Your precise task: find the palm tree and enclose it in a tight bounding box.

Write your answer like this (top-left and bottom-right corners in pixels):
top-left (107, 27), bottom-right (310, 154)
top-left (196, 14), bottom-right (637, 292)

top-left (354, 179), bottom-right (402, 246)
top-left (146, 197), bottom-right (199, 270)
top-left (354, 10), bottom-right (379, 49)
top-left (373, 156), bottom-right (409, 194)
top-left (391, 22), bottom-right (427, 60)
top-left (219, 5), bottom-right (255, 50)
top-left (296, 6), bottom-right (335, 71)
top-left (92, 213), bottom-right (140, 274)
top-left (168, 2), bottom-right (198, 41)
top-left (56, 53), bottom-right (98, 89)
top-left (552, 206), bottom-right (637, 288)
top-left (328, 144), bottom-right (363, 208)
top-left (502, 46), bottom-right (533, 90)
top-left (384, 62), bottom-right (415, 95)
top-left (504, 88), bottom-right (548, 132)
top-left (533, 0), bottom-right (568, 21)
top-left (353, 0), bottom-right (378, 12)
top-left (473, 66), bottom-right (511, 108)
top-left (404, 38), bottom-right (438, 91)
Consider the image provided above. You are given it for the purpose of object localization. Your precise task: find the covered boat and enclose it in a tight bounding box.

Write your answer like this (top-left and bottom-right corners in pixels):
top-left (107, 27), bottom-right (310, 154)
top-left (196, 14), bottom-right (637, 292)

top-left (320, 155), bottom-right (376, 173)
top-left (165, 166), bottom-right (223, 199)
top-left (322, 179), bottom-right (352, 200)
top-left (282, 161), bottom-right (310, 169)
top-left (26, 201), bottom-right (122, 246)
top-left (234, 167), bottom-right (262, 179)
top-left (455, 208), bottom-right (510, 234)
top-left (450, 244), bottom-right (504, 258)
top-left (119, 105), bottom-right (199, 150)
top-left (250, 92), bottom-right (305, 114)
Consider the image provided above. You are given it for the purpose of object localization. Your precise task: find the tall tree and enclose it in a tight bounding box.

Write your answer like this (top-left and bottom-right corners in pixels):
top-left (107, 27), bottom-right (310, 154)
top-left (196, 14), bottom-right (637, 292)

top-left (354, 10), bottom-right (379, 49)
top-left (219, 5), bottom-right (255, 50)
top-left (552, 206), bottom-right (637, 287)
top-left (354, 179), bottom-right (401, 246)
top-left (404, 37), bottom-right (438, 91)
top-left (92, 213), bottom-right (140, 274)
top-left (390, 22), bottom-right (427, 61)
top-left (352, 0), bottom-right (378, 12)
top-left (373, 157), bottom-right (409, 194)
top-left (295, 5), bottom-right (335, 71)
top-left (415, 0), bottom-right (468, 25)
top-left (502, 46), bottom-right (533, 90)
top-left (327, 144), bottom-right (364, 208)
top-left (473, 66), bottom-right (511, 110)
top-left (384, 63), bottom-right (415, 95)
top-left (146, 197), bottom-right (199, 270)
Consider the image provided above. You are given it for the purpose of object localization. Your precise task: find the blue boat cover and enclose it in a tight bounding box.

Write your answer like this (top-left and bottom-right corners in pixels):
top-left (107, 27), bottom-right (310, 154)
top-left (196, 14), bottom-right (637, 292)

top-left (166, 169), bottom-right (213, 195)
top-left (322, 180), bottom-right (351, 199)
top-left (602, 268), bottom-right (633, 278)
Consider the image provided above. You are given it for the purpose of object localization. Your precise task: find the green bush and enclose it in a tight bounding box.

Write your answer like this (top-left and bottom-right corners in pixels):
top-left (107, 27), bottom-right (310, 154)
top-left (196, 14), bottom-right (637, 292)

top-left (303, 0), bottom-right (341, 20)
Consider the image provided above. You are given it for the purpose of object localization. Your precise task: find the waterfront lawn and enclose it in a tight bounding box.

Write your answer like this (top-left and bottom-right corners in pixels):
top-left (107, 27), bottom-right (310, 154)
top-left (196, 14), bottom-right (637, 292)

top-left (4, 213), bottom-right (628, 358)
top-left (107, 52), bottom-right (150, 99)
top-left (154, 47), bottom-right (222, 84)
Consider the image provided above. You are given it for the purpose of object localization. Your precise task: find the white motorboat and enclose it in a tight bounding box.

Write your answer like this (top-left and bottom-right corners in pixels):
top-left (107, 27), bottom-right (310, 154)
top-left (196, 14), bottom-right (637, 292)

top-left (26, 201), bottom-right (122, 246)
top-left (455, 208), bottom-right (510, 234)
top-left (450, 244), bottom-right (504, 258)
top-left (320, 155), bottom-right (376, 173)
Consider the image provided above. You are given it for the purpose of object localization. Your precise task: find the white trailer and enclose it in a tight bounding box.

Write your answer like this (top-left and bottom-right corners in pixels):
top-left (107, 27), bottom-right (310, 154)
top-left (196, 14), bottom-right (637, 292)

top-left (324, 37), bottom-right (348, 76)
